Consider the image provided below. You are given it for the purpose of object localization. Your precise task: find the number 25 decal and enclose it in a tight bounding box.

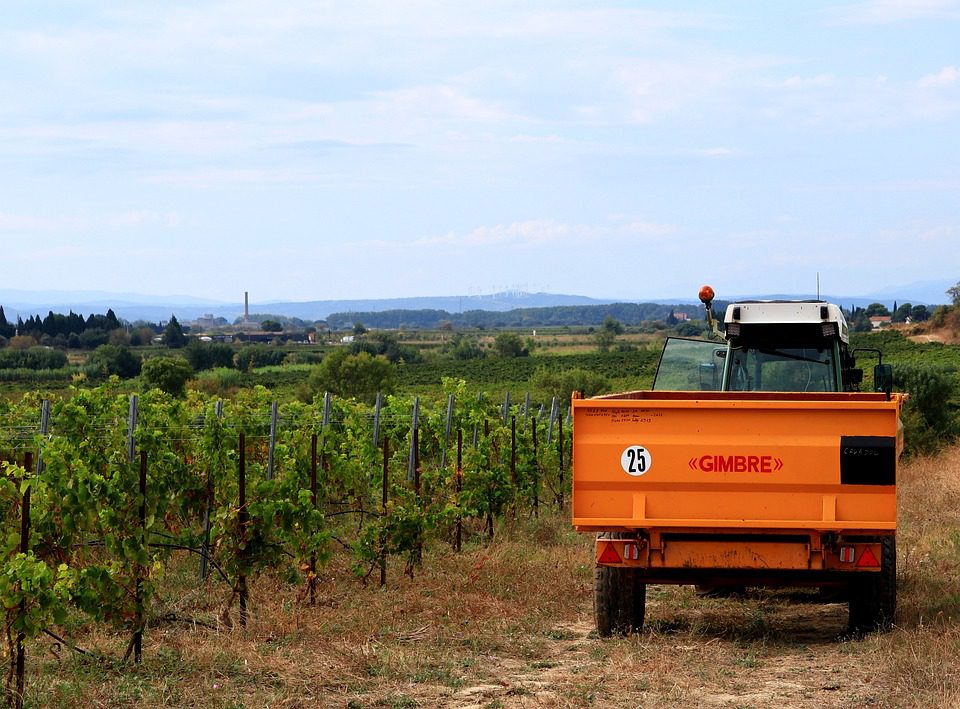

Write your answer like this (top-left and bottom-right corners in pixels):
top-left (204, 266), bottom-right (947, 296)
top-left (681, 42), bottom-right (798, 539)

top-left (621, 445), bottom-right (652, 477)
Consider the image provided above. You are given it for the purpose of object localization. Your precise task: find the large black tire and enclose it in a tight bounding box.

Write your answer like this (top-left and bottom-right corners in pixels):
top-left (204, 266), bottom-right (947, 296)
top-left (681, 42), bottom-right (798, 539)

top-left (594, 534), bottom-right (646, 636)
top-left (848, 536), bottom-right (896, 633)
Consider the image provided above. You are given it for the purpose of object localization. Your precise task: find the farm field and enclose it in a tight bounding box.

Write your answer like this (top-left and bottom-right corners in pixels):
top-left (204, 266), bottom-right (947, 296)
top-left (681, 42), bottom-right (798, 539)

top-left (16, 445), bottom-right (960, 708)
top-left (2, 317), bottom-right (960, 708)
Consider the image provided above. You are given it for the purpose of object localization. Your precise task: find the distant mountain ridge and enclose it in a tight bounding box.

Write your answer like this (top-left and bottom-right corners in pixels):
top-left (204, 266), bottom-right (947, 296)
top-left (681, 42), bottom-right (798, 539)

top-left (0, 279), bottom-right (952, 324)
top-left (0, 292), bottom-right (619, 323)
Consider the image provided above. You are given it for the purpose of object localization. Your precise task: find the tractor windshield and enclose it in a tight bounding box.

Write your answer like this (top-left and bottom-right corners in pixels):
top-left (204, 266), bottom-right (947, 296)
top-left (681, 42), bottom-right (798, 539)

top-left (726, 345), bottom-right (837, 392)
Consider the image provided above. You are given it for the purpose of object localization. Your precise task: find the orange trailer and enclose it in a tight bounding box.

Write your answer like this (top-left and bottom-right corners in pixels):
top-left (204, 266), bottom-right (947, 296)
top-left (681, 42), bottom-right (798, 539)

top-left (573, 289), bottom-right (905, 635)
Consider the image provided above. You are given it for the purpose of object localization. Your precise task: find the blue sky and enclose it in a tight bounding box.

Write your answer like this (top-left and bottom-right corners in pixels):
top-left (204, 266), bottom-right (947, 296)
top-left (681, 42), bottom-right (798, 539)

top-left (1, 1), bottom-right (957, 303)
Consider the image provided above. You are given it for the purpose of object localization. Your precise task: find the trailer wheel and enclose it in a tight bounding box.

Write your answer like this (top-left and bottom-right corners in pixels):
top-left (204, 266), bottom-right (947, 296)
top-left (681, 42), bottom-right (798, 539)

top-left (848, 537), bottom-right (896, 633)
top-left (595, 535), bottom-right (646, 636)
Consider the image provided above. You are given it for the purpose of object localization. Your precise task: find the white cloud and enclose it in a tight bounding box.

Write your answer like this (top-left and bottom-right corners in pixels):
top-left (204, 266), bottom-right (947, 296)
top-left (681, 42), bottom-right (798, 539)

top-left (828, 0), bottom-right (960, 24)
top-left (415, 220), bottom-right (569, 247)
top-left (915, 225), bottom-right (959, 244)
top-left (371, 85), bottom-right (521, 125)
top-left (920, 66), bottom-right (960, 88)
top-left (510, 134), bottom-right (563, 144)
top-left (696, 147), bottom-right (736, 158)
top-left (0, 210), bottom-right (180, 232)
top-left (145, 168), bottom-right (315, 186)
top-left (776, 74), bottom-right (838, 89)
top-left (0, 212), bottom-right (86, 232)
top-left (759, 68), bottom-right (960, 126)
top-left (105, 211), bottom-right (182, 228)
top-left (414, 219), bottom-right (672, 249)
top-left (616, 60), bottom-right (735, 124)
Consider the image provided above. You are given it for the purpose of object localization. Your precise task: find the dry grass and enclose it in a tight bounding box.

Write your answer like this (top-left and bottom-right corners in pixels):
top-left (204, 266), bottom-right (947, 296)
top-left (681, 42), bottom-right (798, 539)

top-left (15, 447), bottom-right (960, 708)
top-left (896, 446), bottom-right (960, 625)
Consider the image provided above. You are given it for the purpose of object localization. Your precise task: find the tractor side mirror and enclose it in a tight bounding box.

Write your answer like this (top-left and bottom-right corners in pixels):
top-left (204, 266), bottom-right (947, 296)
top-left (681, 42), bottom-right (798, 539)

top-left (843, 368), bottom-right (864, 387)
top-left (874, 363), bottom-right (893, 397)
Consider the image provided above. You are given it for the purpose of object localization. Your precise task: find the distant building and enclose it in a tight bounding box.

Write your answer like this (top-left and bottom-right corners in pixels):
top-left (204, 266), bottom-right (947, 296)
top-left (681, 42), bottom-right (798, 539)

top-left (674, 312), bottom-right (690, 322)
top-left (194, 313), bottom-right (228, 330)
top-left (869, 316), bottom-right (892, 330)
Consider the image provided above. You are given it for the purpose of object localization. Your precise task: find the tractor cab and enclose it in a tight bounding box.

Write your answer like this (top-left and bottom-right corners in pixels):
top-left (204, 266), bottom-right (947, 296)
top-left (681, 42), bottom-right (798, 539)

top-left (653, 289), bottom-right (892, 395)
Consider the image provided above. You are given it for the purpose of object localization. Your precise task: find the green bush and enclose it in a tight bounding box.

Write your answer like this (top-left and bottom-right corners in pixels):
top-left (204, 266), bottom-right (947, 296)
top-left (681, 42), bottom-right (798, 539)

top-left (0, 367), bottom-right (73, 383)
top-left (440, 334), bottom-right (484, 360)
top-left (141, 356), bottom-right (194, 397)
top-left (234, 344), bottom-right (287, 372)
top-left (191, 367), bottom-right (243, 395)
top-left (531, 366), bottom-right (611, 403)
top-left (350, 332), bottom-right (422, 364)
top-left (183, 340), bottom-right (235, 371)
top-left (88, 344), bottom-right (142, 378)
top-left (895, 363), bottom-right (959, 455)
top-left (305, 349), bottom-right (394, 404)
top-left (494, 333), bottom-right (528, 358)
top-left (0, 346), bottom-right (68, 370)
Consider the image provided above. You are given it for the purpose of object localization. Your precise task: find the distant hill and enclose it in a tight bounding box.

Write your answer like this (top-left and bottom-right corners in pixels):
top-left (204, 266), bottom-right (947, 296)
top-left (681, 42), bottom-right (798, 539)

top-left (255, 292), bottom-right (611, 322)
top-left (865, 278), bottom-right (956, 307)
top-left (0, 291), bottom-right (621, 324)
top-left (0, 288), bottom-right (229, 324)
top-left (0, 279), bottom-right (952, 324)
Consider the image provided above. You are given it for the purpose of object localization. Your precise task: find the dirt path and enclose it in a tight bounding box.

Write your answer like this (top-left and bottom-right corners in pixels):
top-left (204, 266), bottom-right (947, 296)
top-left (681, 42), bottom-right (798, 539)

top-left (437, 588), bottom-right (887, 709)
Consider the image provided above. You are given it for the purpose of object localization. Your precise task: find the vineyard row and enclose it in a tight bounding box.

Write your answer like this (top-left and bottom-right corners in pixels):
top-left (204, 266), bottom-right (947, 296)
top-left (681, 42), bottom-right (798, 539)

top-left (0, 380), bottom-right (573, 707)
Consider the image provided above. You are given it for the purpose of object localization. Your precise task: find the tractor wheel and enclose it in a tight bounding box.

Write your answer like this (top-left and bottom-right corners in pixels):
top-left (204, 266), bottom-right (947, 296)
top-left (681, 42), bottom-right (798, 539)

top-left (595, 535), bottom-right (646, 636)
top-left (848, 536), bottom-right (896, 633)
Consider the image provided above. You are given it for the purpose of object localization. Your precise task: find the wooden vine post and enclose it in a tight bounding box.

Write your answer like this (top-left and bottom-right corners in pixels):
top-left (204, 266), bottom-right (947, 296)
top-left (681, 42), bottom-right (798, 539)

top-left (134, 449), bottom-right (147, 664)
top-left (13, 453), bottom-right (33, 709)
top-left (455, 429), bottom-right (463, 553)
top-left (413, 426), bottom-right (422, 567)
top-left (238, 432), bottom-right (248, 628)
top-left (510, 416), bottom-right (517, 518)
top-left (199, 400), bottom-right (222, 582)
top-left (531, 418), bottom-right (539, 518)
top-left (484, 419), bottom-right (493, 540)
top-left (309, 433), bottom-right (318, 605)
top-left (557, 412), bottom-right (565, 509)
top-left (380, 436), bottom-right (389, 588)
top-left (267, 401), bottom-right (278, 480)
top-left (510, 416), bottom-right (517, 487)
top-left (441, 393), bottom-right (454, 470)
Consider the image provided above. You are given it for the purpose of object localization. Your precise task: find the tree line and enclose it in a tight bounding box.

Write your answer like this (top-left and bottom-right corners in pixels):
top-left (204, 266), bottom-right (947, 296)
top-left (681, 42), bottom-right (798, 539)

top-left (0, 305), bottom-right (154, 350)
top-left (325, 302), bottom-right (705, 330)
top-left (0, 306), bottom-right (124, 337)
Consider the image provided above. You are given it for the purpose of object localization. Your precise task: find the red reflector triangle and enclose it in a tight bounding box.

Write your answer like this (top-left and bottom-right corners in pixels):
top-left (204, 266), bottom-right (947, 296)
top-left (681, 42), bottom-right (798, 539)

top-left (856, 546), bottom-right (880, 568)
top-left (598, 542), bottom-right (622, 564)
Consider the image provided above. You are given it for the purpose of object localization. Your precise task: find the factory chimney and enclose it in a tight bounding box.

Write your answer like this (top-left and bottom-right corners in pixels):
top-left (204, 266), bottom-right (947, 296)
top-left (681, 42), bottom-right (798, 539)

top-left (244, 292), bottom-right (249, 321)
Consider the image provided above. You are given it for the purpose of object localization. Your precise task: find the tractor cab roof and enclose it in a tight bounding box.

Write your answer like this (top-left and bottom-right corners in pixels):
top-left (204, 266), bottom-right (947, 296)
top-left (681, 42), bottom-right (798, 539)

top-left (723, 301), bottom-right (849, 344)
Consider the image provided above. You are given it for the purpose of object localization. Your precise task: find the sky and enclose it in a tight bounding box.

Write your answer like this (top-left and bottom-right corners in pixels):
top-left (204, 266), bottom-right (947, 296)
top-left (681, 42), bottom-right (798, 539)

top-left (0, 0), bottom-right (958, 304)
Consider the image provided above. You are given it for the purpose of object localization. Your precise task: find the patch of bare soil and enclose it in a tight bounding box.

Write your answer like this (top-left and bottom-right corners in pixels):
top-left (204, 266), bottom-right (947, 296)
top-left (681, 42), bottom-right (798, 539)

top-left (909, 333), bottom-right (946, 344)
top-left (358, 587), bottom-right (896, 709)
top-left (907, 326), bottom-right (959, 344)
